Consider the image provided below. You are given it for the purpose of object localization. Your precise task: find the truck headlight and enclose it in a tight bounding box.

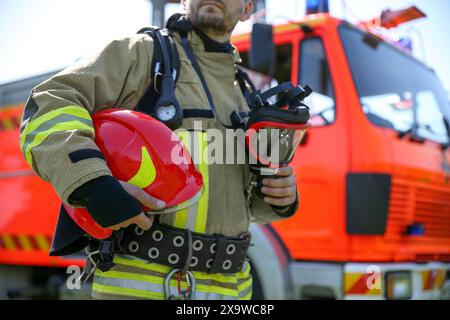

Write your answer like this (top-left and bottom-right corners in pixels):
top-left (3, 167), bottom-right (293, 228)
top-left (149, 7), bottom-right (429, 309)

top-left (385, 271), bottom-right (412, 300)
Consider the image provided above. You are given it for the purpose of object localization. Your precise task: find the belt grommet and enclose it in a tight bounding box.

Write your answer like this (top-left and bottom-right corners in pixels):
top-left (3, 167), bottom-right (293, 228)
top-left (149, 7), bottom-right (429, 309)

top-left (210, 243), bottom-right (217, 254)
top-left (226, 244), bottom-right (236, 255)
top-left (134, 226), bottom-right (145, 236)
top-left (152, 230), bottom-right (164, 242)
top-left (206, 259), bottom-right (214, 269)
top-left (173, 236), bottom-right (185, 248)
top-left (193, 240), bottom-right (203, 251)
top-left (168, 253), bottom-right (180, 265)
top-left (128, 241), bottom-right (140, 253)
top-left (190, 256), bottom-right (199, 268)
top-left (148, 247), bottom-right (160, 259)
top-left (222, 260), bottom-right (232, 271)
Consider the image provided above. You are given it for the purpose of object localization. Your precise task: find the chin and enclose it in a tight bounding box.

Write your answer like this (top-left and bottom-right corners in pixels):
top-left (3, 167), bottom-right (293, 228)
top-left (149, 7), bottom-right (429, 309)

top-left (199, 6), bottom-right (224, 18)
top-left (198, 15), bottom-right (225, 28)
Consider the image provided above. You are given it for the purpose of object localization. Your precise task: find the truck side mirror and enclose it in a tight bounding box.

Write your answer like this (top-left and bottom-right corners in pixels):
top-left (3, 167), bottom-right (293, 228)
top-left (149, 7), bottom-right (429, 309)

top-left (249, 23), bottom-right (276, 77)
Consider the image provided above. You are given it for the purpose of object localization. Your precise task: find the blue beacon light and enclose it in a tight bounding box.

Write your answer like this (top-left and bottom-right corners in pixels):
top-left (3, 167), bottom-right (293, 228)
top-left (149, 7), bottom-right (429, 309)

top-left (306, 0), bottom-right (330, 14)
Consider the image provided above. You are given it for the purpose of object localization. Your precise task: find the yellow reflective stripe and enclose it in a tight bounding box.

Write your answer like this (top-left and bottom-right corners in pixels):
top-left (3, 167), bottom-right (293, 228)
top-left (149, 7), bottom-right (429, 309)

top-left (114, 256), bottom-right (172, 274)
top-left (2, 235), bottom-right (16, 250)
top-left (92, 283), bottom-right (164, 300)
top-left (172, 131), bottom-right (209, 232)
top-left (237, 261), bottom-right (251, 278)
top-left (113, 256), bottom-right (242, 285)
top-left (127, 147), bottom-right (157, 188)
top-left (2, 118), bottom-right (14, 130)
top-left (20, 106), bottom-right (91, 142)
top-left (173, 208), bottom-right (188, 229)
top-left (96, 270), bottom-right (239, 297)
top-left (194, 131), bottom-right (209, 233)
top-left (173, 131), bottom-right (191, 228)
top-left (238, 291), bottom-right (253, 300)
top-left (35, 235), bottom-right (50, 251)
top-left (23, 121), bottom-right (94, 166)
top-left (96, 270), bottom-right (163, 285)
top-left (237, 278), bottom-right (252, 292)
top-left (17, 235), bottom-right (33, 251)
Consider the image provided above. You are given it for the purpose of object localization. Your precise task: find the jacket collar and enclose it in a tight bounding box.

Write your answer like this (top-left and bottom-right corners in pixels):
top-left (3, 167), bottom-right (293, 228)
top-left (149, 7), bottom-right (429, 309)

top-left (167, 13), bottom-right (242, 64)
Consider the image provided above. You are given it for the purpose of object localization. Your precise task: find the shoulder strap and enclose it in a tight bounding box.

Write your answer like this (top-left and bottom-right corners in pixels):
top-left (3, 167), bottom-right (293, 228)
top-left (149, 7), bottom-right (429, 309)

top-left (135, 27), bottom-right (181, 116)
top-left (178, 31), bottom-right (218, 115)
top-left (136, 26), bottom-right (258, 124)
top-left (235, 67), bottom-right (257, 108)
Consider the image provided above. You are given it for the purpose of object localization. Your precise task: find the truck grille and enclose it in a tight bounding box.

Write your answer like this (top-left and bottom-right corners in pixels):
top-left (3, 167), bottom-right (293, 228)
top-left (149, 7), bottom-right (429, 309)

top-left (415, 186), bottom-right (450, 238)
top-left (386, 176), bottom-right (450, 241)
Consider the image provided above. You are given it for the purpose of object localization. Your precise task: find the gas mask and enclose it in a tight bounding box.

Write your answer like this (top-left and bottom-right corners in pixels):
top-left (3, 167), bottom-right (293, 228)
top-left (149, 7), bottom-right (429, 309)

top-left (231, 82), bottom-right (312, 203)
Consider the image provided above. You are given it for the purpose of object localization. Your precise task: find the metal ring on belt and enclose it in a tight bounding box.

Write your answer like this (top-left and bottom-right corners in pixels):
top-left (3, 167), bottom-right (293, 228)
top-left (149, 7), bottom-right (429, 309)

top-left (121, 223), bottom-right (252, 274)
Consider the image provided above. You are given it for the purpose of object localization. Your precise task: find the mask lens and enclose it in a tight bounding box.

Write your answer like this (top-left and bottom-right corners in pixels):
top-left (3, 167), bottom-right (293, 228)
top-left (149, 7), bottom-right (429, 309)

top-left (247, 127), bottom-right (307, 166)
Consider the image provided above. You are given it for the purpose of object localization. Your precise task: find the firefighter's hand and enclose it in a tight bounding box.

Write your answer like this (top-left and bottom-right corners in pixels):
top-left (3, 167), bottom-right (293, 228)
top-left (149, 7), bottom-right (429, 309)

top-left (261, 166), bottom-right (298, 207)
top-left (108, 212), bottom-right (155, 232)
top-left (108, 181), bottom-right (166, 231)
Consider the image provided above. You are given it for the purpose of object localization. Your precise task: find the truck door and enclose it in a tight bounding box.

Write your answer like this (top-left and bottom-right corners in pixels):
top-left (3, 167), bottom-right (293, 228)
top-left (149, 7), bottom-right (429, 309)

top-left (272, 30), bottom-right (352, 261)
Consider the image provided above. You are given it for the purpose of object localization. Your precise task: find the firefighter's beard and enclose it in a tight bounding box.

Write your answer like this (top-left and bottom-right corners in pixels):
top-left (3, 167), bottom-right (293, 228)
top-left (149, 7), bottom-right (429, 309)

top-left (190, 2), bottom-right (241, 35)
top-left (193, 6), bottom-right (227, 33)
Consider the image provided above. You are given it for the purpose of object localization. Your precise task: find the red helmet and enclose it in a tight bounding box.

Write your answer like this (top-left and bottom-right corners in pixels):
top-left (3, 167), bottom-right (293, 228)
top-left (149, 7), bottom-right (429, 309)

top-left (64, 109), bottom-right (203, 239)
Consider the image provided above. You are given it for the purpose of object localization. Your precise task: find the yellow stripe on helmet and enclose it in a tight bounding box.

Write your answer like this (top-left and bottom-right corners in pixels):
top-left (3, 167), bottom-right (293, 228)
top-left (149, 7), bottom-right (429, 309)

top-left (127, 147), bottom-right (157, 188)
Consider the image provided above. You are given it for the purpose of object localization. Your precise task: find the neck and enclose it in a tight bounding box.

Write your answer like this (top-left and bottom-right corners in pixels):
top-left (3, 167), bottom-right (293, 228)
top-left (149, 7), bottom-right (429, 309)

top-left (197, 27), bottom-right (232, 43)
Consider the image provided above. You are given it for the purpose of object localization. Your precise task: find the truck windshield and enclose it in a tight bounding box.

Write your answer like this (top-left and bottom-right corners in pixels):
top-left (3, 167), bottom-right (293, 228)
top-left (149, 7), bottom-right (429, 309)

top-left (339, 25), bottom-right (450, 145)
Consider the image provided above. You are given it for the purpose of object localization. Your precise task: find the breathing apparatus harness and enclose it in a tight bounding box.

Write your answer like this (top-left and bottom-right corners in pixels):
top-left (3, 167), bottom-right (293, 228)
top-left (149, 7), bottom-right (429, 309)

top-left (135, 13), bottom-right (256, 131)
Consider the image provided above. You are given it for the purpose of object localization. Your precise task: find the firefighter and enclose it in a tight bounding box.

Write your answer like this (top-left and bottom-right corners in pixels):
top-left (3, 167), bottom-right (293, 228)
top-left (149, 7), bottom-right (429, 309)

top-left (20, 0), bottom-right (299, 300)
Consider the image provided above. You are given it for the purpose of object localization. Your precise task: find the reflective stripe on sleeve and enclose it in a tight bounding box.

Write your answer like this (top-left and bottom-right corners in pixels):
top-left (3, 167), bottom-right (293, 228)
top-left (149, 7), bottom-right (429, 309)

top-left (20, 106), bottom-right (94, 167)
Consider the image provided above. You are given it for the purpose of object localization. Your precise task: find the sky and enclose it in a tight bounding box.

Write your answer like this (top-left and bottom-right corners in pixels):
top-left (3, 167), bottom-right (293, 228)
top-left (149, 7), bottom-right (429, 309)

top-left (0, 0), bottom-right (449, 93)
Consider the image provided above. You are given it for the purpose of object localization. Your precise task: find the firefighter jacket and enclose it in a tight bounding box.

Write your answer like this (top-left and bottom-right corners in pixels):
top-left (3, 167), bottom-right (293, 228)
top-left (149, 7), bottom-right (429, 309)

top-left (20, 25), bottom-right (297, 300)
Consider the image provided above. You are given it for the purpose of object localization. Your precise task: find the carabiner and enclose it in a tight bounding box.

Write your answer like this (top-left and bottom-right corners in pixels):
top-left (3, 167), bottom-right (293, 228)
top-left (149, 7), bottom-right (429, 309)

top-left (77, 250), bottom-right (99, 284)
top-left (164, 269), bottom-right (196, 300)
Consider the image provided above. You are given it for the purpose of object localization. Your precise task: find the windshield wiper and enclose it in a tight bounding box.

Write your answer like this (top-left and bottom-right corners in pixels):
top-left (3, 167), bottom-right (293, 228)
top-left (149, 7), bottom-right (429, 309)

top-left (399, 122), bottom-right (450, 150)
top-left (398, 123), bottom-right (426, 142)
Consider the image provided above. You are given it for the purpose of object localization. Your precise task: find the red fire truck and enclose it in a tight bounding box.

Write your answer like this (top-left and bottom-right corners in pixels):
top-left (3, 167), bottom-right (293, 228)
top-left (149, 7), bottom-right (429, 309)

top-left (0, 5), bottom-right (449, 299)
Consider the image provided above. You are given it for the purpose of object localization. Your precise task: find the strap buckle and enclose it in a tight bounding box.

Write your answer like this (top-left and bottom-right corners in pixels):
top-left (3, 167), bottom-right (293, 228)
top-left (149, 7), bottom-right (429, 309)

top-left (154, 62), bottom-right (178, 95)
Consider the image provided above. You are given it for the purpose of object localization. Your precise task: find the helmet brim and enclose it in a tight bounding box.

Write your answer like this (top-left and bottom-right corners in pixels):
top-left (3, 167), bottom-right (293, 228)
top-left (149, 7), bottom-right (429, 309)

top-left (144, 186), bottom-right (204, 215)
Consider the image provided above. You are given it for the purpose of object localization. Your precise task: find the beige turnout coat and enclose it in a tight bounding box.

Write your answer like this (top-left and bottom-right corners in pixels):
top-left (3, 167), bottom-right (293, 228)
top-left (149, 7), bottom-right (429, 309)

top-left (20, 29), bottom-right (294, 299)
